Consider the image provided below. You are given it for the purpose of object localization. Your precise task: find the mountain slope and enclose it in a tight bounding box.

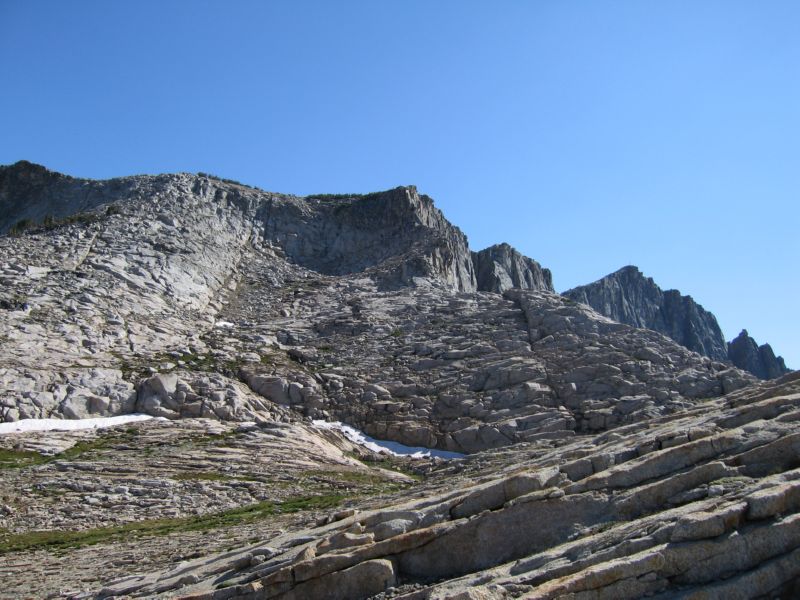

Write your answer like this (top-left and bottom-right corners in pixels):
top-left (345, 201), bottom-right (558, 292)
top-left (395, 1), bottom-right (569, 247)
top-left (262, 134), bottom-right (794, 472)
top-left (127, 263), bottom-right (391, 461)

top-left (0, 162), bottom-right (753, 450)
top-left (2, 161), bottom-right (794, 600)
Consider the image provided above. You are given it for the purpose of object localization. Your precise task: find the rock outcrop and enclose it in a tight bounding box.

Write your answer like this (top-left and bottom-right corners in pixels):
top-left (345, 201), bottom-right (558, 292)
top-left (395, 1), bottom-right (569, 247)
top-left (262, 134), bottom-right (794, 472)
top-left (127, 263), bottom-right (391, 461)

top-left (0, 160), bottom-right (140, 234)
top-left (0, 161), bottom-right (794, 599)
top-left (1, 163), bottom-right (753, 451)
top-left (564, 265), bottom-right (729, 362)
top-left (263, 186), bottom-right (477, 291)
top-left (564, 265), bottom-right (792, 380)
top-left (5, 370), bottom-right (789, 600)
top-left (472, 242), bottom-right (553, 293)
top-left (728, 329), bottom-right (790, 380)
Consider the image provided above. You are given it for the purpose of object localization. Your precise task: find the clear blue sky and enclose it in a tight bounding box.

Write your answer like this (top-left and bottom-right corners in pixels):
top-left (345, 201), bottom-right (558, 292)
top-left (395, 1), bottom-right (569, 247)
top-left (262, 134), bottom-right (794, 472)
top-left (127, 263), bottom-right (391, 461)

top-left (1, 1), bottom-right (797, 367)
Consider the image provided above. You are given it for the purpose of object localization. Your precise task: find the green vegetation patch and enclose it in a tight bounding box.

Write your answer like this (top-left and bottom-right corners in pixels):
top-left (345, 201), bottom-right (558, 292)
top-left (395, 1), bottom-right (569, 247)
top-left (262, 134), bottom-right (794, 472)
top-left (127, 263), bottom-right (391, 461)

top-left (114, 349), bottom-right (247, 380)
top-left (344, 452), bottom-right (425, 482)
top-left (0, 448), bottom-right (50, 469)
top-left (0, 493), bottom-right (346, 554)
top-left (196, 172), bottom-right (262, 190)
top-left (0, 428), bottom-right (139, 470)
top-left (305, 191), bottom-right (385, 202)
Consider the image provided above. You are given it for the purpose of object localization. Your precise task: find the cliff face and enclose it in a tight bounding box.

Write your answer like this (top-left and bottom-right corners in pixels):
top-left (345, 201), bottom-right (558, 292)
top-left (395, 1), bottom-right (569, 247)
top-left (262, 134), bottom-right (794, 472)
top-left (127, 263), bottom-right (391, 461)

top-left (564, 266), bottom-right (792, 380)
top-left (0, 161), bottom-right (142, 233)
top-left (728, 329), bottom-right (790, 380)
top-left (259, 185), bottom-right (478, 291)
top-left (472, 242), bottom-right (553, 293)
top-left (0, 162), bottom-right (480, 292)
top-left (563, 266), bottom-right (729, 362)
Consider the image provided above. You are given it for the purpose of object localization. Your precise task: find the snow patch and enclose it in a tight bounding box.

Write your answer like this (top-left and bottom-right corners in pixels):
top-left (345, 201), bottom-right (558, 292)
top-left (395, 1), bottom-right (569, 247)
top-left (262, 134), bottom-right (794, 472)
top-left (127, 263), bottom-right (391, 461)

top-left (215, 321), bottom-right (235, 328)
top-left (0, 414), bottom-right (159, 435)
top-left (312, 420), bottom-right (464, 460)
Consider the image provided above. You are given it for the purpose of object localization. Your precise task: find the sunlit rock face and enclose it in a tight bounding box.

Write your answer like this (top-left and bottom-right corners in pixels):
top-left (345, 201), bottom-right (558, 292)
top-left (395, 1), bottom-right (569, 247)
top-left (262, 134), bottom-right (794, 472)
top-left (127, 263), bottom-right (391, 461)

top-left (2, 161), bottom-right (797, 600)
top-left (0, 161), bottom-right (751, 449)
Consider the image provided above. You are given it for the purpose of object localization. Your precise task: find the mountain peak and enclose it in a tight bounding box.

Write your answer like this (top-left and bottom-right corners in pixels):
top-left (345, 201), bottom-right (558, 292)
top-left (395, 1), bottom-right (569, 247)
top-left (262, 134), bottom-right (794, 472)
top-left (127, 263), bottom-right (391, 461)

top-left (472, 243), bottom-right (553, 293)
top-left (728, 329), bottom-right (790, 379)
top-left (564, 266), bottom-right (729, 362)
top-left (565, 269), bottom-right (792, 379)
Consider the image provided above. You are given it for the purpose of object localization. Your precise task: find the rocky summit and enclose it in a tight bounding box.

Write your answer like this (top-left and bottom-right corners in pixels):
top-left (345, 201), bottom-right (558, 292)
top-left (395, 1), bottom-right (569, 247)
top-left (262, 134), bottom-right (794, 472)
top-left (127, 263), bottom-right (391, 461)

top-left (728, 329), bottom-right (791, 381)
top-left (564, 265), bottom-right (792, 380)
top-left (0, 161), bottom-right (798, 599)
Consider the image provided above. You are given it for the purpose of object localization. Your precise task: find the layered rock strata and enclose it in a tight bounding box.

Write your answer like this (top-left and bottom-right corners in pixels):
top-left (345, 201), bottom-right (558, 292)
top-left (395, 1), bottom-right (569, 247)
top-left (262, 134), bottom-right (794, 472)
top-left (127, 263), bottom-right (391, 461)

top-left (0, 161), bottom-right (794, 599)
top-left (71, 372), bottom-right (800, 599)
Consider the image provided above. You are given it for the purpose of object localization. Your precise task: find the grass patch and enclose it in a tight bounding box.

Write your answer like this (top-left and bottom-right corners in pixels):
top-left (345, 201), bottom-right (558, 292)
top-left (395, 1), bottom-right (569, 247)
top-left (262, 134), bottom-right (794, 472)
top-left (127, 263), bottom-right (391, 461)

top-left (710, 476), bottom-right (752, 486)
top-left (186, 429), bottom-right (243, 447)
top-left (113, 349), bottom-right (247, 381)
top-left (302, 469), bottom-right (390, 486)
top-left (0, 448), bottom-right (50, 469)
top-left (0, 428), bottom-right (138, 470)
top-left (0, 493), bottom-right (345, 554)
top-left (345, 452), bottom-right (424, 482)
top-left (172, 471), bottom-right (234, 482)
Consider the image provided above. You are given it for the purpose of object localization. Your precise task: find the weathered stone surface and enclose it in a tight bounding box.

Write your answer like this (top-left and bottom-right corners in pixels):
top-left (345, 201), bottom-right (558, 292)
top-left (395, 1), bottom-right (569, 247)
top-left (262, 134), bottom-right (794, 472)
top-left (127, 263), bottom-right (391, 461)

top-left (564, 265), bottom-right (729, 361)
top-left (0, 162), bottom-right (797, 600)
top-left (728, 329), bottom-right (791, 380)
top-left (472, 243), bottom-right (553, 293)
top-left (564, 266), bottom-right (792, 379)
top-left (75, 373), bottom-right (798, 600)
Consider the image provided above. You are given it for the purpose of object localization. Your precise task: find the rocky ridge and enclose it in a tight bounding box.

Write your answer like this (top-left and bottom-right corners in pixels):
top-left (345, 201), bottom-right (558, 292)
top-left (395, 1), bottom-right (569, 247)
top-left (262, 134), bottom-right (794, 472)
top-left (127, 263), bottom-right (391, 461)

top-left (564, 265), bottom-right (791, 379)
top-left (0, 161), bottom-right (796, 599)
top-left (728, 329), bottom-right (791, 381)
top-left (472, 243), bottom-right (553, 293)
top-left (0, 161), bottom-right (752, 452)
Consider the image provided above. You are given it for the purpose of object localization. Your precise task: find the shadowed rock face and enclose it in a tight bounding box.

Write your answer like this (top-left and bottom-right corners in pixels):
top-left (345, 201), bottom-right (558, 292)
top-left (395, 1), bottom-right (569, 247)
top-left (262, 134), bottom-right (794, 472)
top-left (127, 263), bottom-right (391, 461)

top-left (472, 242), bottom-right (553, 293)
top-left (564, 266), bottom-right (729, 362)
top-left (0, 162), bottom-right (478, 292)
top-left (728, 329), bottom-right (790, 380)
top-left (564, 266), bottom-right (792, 380)
top-left (0, 161), bottom-right (143, 234)
top-left (260, 186), bottom-right (478, 291)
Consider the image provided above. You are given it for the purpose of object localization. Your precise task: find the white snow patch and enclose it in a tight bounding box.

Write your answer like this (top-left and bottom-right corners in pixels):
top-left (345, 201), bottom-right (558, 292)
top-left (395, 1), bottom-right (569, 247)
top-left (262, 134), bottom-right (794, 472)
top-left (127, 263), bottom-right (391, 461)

top-left (312, 420), bottom-right (464, 460)
top-left (0, 414), bottom-right (159, 435)
top-left (215, 321), bottom-right (235, 328)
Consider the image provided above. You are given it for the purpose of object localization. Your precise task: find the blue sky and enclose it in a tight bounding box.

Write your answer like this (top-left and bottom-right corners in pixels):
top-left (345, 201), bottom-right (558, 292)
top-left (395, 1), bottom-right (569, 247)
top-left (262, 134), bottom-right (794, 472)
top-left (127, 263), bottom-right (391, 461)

top-left (1, 1), bottom-right (797, 367)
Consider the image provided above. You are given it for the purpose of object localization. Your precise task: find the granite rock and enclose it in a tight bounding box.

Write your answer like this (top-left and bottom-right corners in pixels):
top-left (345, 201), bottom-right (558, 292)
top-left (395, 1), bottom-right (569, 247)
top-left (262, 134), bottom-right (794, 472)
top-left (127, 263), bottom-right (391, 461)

top-left (728, 329), bottom-right (791, 380)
